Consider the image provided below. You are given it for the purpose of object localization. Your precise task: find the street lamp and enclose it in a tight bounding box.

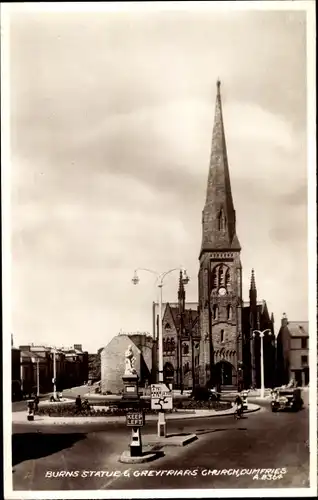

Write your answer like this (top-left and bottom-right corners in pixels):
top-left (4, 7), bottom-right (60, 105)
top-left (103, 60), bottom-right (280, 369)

top-left (252, 329), bottom-right (273, 399)
top-left (132, 266), bottom-right (190, 437)
top-left (36, 358), bottom-right (40, 397)
top-left (52, 347), bottom-right (57, 400)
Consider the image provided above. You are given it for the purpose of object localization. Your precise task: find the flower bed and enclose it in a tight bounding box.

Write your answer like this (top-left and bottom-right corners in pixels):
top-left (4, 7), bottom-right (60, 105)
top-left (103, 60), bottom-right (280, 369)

top-left (37, 399), bottom-right (231, 417)
top-left (174, 399), bottom-right (231, 411)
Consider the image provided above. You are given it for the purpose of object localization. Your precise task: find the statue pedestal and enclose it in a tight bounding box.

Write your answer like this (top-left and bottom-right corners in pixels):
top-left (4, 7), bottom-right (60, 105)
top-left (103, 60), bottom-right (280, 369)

top-left (122, 374), bottom-right (139, 400)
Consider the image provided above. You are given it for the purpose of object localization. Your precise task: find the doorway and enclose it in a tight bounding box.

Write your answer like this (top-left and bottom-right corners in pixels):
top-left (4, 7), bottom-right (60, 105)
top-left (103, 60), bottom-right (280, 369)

top-left (215, 361), bottom-right (234, 387)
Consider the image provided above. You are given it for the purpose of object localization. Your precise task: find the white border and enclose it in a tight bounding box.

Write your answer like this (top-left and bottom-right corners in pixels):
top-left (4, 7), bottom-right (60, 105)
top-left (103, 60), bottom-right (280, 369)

top-left (2, 1), bottom-right (316, 499)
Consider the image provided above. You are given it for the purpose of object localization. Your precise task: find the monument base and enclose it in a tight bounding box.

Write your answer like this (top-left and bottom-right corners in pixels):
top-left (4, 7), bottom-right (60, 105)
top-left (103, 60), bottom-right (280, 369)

top-left (122, 374), bottom-right (139, 400)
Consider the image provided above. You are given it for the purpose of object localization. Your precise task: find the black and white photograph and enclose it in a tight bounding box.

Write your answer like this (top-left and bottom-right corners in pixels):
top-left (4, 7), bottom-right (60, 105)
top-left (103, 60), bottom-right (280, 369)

top-left (1, 1), bottom-right (316, 498)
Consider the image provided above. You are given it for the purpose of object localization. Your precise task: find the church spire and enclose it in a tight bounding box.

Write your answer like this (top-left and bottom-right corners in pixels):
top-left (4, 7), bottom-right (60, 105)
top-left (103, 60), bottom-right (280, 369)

top-left (178, 270), bottom-right (185, 313)
top-left (250, 268), bottom-right (256, 290)
top-left (200, 80), bottom-right (240, 256)
top-left (249, 268), bottom-right (257, 308)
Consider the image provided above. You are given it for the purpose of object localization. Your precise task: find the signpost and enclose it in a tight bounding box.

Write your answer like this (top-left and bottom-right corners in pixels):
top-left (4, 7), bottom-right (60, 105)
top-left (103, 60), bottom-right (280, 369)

top-left (126, 410), bottom-right (145, 427)
top-left (126, 410), bottom-right (144, 457)
top-left (151, 383), bottom-right (173, 411)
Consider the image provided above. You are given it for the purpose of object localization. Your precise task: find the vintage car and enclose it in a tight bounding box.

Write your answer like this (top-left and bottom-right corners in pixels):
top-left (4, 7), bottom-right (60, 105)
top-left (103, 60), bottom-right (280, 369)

top-left (271, 387), bottom-right (303, 412)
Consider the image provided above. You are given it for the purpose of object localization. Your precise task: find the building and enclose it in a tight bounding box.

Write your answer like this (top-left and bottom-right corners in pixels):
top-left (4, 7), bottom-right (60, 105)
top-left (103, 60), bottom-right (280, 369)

top-left (17, 343), bottom-right (89, 397)
top-left (276, 314), bottom-right (309, 387)
top-left (12, 346), bottom-right (21, 400)
top-left (153, 81), bottom-right (275, 391)
top-left (88, 348), bottom-right (103, 383)
top-left (60, 344), bottom-right (89, 389)
top-left (19, 345), bottom-right (64, 396)
top-left (100, 332), bottom-right (155, 394)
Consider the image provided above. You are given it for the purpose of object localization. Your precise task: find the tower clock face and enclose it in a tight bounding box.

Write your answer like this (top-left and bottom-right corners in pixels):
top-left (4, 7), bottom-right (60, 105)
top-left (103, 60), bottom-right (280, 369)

top-left (218, 287), bottom-right (227, 296)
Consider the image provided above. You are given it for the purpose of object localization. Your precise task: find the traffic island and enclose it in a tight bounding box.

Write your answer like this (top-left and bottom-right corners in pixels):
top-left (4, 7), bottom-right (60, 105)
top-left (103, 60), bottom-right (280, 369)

top-left (119, 448), bottom-right (164, 464)
top-left (144, 432), bottom-right (198, 447)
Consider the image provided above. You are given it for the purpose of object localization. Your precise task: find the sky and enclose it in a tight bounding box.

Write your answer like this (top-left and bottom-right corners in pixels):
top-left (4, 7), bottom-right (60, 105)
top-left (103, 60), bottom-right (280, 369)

top-left (7, 4), bottom-right (310, 353)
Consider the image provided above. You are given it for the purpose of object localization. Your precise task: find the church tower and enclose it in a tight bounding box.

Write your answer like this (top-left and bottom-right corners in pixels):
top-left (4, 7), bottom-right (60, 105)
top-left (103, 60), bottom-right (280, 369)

top-left (198, 80), bottom-right (243, 389)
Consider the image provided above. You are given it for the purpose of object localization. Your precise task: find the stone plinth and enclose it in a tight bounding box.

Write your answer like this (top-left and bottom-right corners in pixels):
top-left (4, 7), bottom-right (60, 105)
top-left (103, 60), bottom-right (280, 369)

top-left (122, 374), bottom-right (139, 400)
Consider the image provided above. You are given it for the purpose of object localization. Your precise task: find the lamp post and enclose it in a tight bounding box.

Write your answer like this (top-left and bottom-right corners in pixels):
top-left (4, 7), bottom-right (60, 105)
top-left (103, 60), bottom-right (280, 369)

top-left (36, 358), bottom-right (40, 397)
top-left (132, 266), bottom-right (190, 437)
top-left (52, 348), bottom-right (57, 400)
top-left (252, 329), bottom-right (272, 399)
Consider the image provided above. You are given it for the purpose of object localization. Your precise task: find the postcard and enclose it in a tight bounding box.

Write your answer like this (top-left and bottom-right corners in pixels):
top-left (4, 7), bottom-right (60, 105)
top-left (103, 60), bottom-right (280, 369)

top-left (1, 1), bottom-right (316, 498)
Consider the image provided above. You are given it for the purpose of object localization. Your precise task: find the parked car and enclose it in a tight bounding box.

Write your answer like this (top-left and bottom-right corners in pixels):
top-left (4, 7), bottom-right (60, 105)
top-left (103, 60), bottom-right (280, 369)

top-left (271, 387), bottom-right (303, 412)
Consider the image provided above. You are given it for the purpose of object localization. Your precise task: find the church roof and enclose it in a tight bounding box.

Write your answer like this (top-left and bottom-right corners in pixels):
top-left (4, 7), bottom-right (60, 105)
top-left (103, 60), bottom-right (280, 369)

top-left (166, 304), bottom-right (198, 332)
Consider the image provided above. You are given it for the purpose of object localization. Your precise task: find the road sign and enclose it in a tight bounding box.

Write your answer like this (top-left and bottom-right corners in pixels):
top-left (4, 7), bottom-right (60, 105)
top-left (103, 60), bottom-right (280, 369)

top-left (126, 411), bottom-right (144, 427)
top-left (151, 383), bottom-right (173, 410)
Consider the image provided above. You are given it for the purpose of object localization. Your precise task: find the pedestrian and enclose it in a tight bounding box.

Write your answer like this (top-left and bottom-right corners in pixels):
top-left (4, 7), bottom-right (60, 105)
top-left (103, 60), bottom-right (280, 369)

top-left (27, 399), bottom-right (34, 415)
top-left (34, 395), bottom-right (39, 413)
top-left (234, 393), bottom-right (243, 419)
top-left (75, 395), bottom-right (82, 412)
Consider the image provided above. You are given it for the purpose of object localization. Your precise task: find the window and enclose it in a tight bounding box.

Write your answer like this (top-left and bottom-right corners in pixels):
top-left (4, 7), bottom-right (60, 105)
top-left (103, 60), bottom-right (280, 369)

top-left (218, 209), bottom-right (226, 231)
top-left (227, 305), bottom-right (232, 320)
top-left (301, 338), bottom-right (307, 349)
top-left (212, 267), bottom-right (218, 289)
top-left (211, 264), bottom-right (230, 290)
top-left (213, 304), bottom-right (218, 320)
top-left (220, 329), bottom-right (225, 343)
top-left (301, 355), bottom-right (308, 366)
top-left (219, 266), bottom-right (225, 286)
top-left (166, 339), bottom-right (171, 353)
top-left (165, 323), bottom-right (171, 330)
top-left (225, 269), bottom-right (230, 288)
top-left (183, 343), bottom-right (189, 355)
top-left (184, 362), bottom-right (190, 374)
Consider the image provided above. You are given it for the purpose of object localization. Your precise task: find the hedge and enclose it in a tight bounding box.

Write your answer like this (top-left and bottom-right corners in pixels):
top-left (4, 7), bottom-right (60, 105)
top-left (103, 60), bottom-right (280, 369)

top-left (37, 399), bottom-right (231, 417)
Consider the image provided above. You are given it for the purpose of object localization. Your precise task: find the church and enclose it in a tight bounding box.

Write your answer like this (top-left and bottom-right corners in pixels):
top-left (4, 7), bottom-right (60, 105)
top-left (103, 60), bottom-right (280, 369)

top-left (153, 81), bottom-right (276, 391)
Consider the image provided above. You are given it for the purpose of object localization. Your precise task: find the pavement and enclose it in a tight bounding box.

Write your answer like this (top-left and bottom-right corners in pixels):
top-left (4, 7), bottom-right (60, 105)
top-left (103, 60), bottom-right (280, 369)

top-left (12, 403), bottom-right (260, 426)
top-left (11, 399), bottom-right (310, 491)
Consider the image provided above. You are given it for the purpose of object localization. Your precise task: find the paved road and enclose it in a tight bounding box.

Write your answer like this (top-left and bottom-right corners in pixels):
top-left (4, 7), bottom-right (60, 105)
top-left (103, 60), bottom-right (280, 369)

top-left (11, 400), bottom-right (309, 491)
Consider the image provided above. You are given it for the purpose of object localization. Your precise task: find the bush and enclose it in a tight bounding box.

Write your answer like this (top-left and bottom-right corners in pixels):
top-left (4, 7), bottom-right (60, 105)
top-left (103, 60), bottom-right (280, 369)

top-left (190, 386), bottom-right (220, 402)
top-left (174, 399), bottom-right (230, 411)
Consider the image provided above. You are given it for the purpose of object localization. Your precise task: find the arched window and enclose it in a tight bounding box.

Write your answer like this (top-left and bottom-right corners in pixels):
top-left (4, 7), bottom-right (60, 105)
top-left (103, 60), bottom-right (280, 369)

top-left (212, 264), bottom-right (230, 290)
top-left (170, 338), bottom-right (175, 352)
top-left (184, 362), bottom-right (190, 374)
top-left (220, 329), bottom-right (225, 343)
top-left (227, 305), bottom-right (232, 320)
top-left (212, 267), bottom-right (218, 289)
top-left (213, 304), bottom-right (218, 320)
top-left (183, 343), bottom-right (189, 355)
top-left (219, 266), bottom-right (225, 286)
top-left (166, 338), bottom-right (171, 353)
top-left (163, 338), bottom-right (167, 353)
top-left (218, 209), bottom-right (226, 230)
top-left (225, 269), bottom-right (230, 288)
top-left (165, 322), bottom-right (171, 330)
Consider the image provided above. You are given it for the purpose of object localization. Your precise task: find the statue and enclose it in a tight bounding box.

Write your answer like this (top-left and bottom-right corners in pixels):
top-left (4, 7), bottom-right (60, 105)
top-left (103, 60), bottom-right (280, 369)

top-left (124, 345), bottom-right (137, 375)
